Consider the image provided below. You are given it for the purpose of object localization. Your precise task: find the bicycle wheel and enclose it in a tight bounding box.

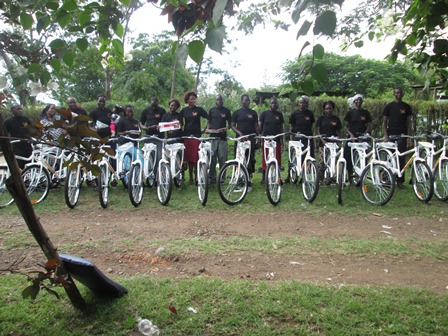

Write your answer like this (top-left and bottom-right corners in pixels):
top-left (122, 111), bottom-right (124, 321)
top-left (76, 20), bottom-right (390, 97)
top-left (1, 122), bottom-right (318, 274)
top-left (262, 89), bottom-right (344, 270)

top-left (434, 159), bottom-right (448, 201)
top-left (121, 152), bottom-right (132, 189)
top-left (197, 161), bottom-right (209, 206)
top-left (173, 150), bottom-right (183, 188)
top-left (360, 163), bottom-right (395, 205)
top-left (337, 161), bottom-right (345, 205)
top-left (377, 148), bottom-right (395, 168)
top-left (266, 161), bottom-right (281, 205)
top-left (412, 161), bottom-right (434, 203)
top-left (22, 164), bottom-right (51, 205)
top-left (98, 164), bottom-right (109, 209)
top-left (289, 147), bottom-right (299, 184)
top-left (145, 150), bottom-right (157, 188)
top-left (0, 166), bottom-right (14, 208)
top-left (302, 159), bottom-right (319, 203)
top-left (352, 149), bottom-right (362, 183)
top-left (129, 162), bottom-right (143, 207)
top-left (218, 161), bottom-right (249, 205)
top-left (64, 166), bottom-right (81, 209)
top-left (157, 161), bottom-right (172, 205)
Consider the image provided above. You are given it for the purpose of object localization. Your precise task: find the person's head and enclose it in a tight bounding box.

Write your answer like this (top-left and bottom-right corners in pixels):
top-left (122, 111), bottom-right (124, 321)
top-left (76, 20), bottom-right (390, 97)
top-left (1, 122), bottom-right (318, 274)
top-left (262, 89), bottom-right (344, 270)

top-left (269, 96), bottom-right (278, 111)
top-left (215, 94), bottom-right (223, 108)
top-left (124, 105), bottom-right (134, 119)
top-left (11, 104), bottom-right (23, 117)
top-left (183, 91), bottom-right (197, 107)
top-left (353, 93), bottom-right (364, 109)
top-left (150, 97), bottom-right (159, 109)
top-left (241, 94), bottom-right (250, 108)
top-left (40, 104), bottom-right (56, 120)
top-left (298, 95), bottom-right (309, 110)
top-left (67, 97), bottom-right (78, 110)
top-left (323, 101), bottom-right (336, 115)
top-left (97, 95), bottom-right (106, 108)
top-left (169, 99), bottom-right (180, 113)
top-left (393, 87), bottom-right (404, 102)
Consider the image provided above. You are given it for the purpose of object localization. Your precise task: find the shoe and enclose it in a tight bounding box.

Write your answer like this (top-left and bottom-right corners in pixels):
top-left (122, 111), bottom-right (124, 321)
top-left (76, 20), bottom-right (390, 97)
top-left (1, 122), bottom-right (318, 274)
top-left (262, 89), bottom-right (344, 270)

top-left (260, 172), bottom-right (265, 186)
top-left (284, 176), bottom-right (290, 184)
top-left (247, 181), bottom-right (252, 192)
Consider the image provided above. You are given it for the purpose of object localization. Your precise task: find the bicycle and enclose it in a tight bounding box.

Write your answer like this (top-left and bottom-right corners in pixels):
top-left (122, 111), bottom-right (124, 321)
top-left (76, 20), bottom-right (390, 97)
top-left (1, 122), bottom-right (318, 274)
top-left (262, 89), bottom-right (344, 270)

top-left (417, 132), bottom-right (448, 201)
top-left (376, 135), bottom-right (434, 203)
top-left (320, 136), bottom-right (351, 205)
top-left (288, 132), bottom-right (320, 203)
top-left (259, 132), bottom-right (287, 206)
top-left (217, 134), bottom-right (253, 205)
top-left (357, 135), bottom-right (396, 206)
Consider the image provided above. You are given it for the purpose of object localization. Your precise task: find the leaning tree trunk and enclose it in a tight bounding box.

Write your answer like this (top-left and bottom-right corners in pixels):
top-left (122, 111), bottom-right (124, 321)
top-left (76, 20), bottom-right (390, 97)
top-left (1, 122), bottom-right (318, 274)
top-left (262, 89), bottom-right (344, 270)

top-left (0, 113), bottom-right (85, 309)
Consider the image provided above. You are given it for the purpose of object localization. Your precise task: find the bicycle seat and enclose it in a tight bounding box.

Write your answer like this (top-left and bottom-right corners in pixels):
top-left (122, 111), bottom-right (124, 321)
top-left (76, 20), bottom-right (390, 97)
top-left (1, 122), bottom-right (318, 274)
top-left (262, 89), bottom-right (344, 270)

top-left (418, 141), bottom-right (434, 149)
top-left (377, 142), bottom-right (397, 150)
top-left (143, 143), bottom-right (157, 151)
top-left (200, 142), bottom-right (212, 150)
top-left (348, 142), bottom-right (370, 149)
top-left (117, 142), bottom-right (134, 151)
top-left (289, 140), bottom-right (304, 148)
top-left (166, 143), bottom-right (185, 151)
top-left (324, 142), bottom-right (339, 150)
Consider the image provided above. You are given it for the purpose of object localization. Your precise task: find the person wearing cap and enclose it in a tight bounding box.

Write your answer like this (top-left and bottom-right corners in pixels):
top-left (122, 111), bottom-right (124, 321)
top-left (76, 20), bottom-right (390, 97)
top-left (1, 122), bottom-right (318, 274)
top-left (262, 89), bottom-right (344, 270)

top-left (343, 94), bottom-right (372, 181)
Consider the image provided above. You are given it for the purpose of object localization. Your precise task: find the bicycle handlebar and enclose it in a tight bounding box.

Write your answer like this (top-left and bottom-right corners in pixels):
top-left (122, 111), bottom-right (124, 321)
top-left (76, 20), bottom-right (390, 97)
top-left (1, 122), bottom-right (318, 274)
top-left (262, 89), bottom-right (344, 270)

top-left (227, 133), bottom-right (256, 142)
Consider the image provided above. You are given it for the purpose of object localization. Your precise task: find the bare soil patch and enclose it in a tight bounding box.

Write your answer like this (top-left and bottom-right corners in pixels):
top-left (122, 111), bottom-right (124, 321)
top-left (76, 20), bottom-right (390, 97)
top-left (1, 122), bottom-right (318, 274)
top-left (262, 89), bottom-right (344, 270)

top-left (2, 209), bottom-right (447, 294)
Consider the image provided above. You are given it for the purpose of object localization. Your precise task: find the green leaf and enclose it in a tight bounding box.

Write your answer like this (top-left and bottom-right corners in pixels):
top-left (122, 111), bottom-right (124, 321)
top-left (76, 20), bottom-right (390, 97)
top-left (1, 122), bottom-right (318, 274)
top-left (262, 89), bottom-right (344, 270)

top-left (40, 70), bottom-right (51, 86)
top-left (36, 15), bottom-right (51, 33)
top-left (114, 23), bottom-right (124, 38)
top-left (433, 39), bottom-right (448, 56)
top-left (49, 39), bottom-right (65, 49)
top-left (22, 284), bottom-right (40, 300)
top-left (212, 0), bottom-right (227, 26)
top-left (291, 0), bottom-right (310, 24)
top-left (279, 0), bottom-right (294, 7)
top-left (297, 20), bottom-right (312, 37)
top-left (46, 2), bottom-right (59, 10)
top-left (354, 40), bottom-right (364, 48)
top-left (76, 38), bottom-right (88, 51)
top-left (112, 39), bottom-right (124, 58)
top-left (119, 0), bottom-right (131, 6)
top-left (188, 40), bottom-right (206, 64)
top-left (206, 26), bottom-right (226, 53)
top-left (28, 63), bottom-right (40, 74)
top-left (301, 78), bottom-right (315, 96)
top-left (289, 89), bottom-right (299, 102)
top-left (20, 12), bottom-right (34, 30)
top-left (313, 44), bottom-right (325, 59)
top-left (313, 10), bottom-right (337, 36)
top-left (310, 63), bottom-right (328, 83)
top-left (60, 0), bottom-right (78, 11)
top-left (368, 31), bottom-right (375, 41)
top-left (78, 11), bottom-right (91, 27)
top-left (63, 49), bottom-right (75, 66)
top-left (57, 12), bottom-right (71, 29)
top-left (298, 41), bottom-right (311, 59)
top-left (50, 59), bottom-right (61, 73)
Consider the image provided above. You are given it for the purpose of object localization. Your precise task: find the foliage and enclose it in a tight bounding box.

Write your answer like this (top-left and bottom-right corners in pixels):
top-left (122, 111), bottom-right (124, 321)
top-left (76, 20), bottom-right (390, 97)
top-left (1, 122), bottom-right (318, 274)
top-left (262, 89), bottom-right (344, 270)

top-left (280, 53), bottom-right (420, 98)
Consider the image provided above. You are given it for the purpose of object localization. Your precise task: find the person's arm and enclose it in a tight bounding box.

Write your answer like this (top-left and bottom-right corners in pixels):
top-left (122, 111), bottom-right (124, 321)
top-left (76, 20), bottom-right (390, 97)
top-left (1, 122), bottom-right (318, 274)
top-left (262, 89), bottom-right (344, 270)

top-left (365, 121), bottom-right (373, 135)
top-left (231, 121), bottom-right (242, 137)
top-left (382, 116), bottom-right (389, 141)
top-left (344, 120), bottom-right (354, 138)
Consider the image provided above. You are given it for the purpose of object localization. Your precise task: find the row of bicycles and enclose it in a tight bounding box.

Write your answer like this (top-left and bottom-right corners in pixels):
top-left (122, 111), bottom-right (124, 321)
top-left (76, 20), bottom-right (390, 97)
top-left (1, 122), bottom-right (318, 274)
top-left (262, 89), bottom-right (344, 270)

top-left (1, 131), bottom-right (447, 209)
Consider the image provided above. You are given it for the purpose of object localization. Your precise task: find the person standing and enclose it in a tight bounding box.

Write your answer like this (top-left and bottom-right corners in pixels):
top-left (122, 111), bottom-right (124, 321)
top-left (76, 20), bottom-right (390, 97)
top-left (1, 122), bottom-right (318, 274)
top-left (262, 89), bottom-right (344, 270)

top-left (180, 91), bottom-right (208, 184)
top-left (289, 95), bottom-right (315, 156)
top-left (343, 94), bottom-right (372, 178)
top-left (4, 104), bottom-right (33, 169)
top-left (161, 99), bottom-right (183, 140)
top-left (89, 95), bottom-right (113, 139)
top-left (382, 87), bottom-right (413, 188)
top-left (231, 94), bottom-right (260, 188)
top-left (259, 97), bottom-right (285, 185)
top-left (139, 97), bottom-right (166, 138)
top-left (39, 104), bottom-right (67, 144)
top-left (116, 105), bottom-right (140, 143)
top-left (205, 94), bottom-right (231, 185)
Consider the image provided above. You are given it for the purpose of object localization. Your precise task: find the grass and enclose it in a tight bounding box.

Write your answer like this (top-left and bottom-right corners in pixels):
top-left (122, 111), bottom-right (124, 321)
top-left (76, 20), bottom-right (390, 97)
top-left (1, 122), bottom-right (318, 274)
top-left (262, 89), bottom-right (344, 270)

top-left (1, 275), bottom-right (447, 335)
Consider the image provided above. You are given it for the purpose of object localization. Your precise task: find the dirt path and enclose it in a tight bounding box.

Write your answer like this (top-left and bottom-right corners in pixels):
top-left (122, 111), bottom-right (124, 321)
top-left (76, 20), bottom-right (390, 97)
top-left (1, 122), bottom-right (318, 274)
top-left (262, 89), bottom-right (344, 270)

top-left (2, 209), bottom-right (447, 294)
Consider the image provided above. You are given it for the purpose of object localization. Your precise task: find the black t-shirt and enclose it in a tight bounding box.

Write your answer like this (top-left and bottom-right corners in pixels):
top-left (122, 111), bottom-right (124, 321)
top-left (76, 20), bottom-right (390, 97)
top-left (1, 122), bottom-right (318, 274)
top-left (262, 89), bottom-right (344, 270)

top-left (344, 108), bottom-right (372, 136)
top-left (208, 106), bottom-right (231, 140)
top-left (161, 112), bottom-right (183, 139)
top-left (231, 108), bottom-right (258, 135)
top-left (180, 106), bottom-right (208, 137)
top-left (4, 115), bottom-right (33, 155)
top-left (116, 118), bottom-right (140, 137)
top-left (140, 106), bottom-right (166, 137)
top-left (259, 110), bottom-right (284, 136)
top-left (89, 107), bottom-right (113, 138)
top-left (383, 101), bottom-right (412, 135)
top-left (316, 114), bottom-right (342, 145)
top-left (289, 109), bottom-right (315, 135)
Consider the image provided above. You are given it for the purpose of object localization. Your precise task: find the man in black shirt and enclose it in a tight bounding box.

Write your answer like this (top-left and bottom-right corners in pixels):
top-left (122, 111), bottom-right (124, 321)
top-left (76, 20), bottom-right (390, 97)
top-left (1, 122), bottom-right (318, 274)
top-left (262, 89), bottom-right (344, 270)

top-left (383, 87), bottom-right (413, 188)
top-left (89, 95), bottom-right (113, 139)
top-left (205, 94), bottom-right (231, 184)
top-left (4, 104), bottom-right (33, 169)
top-left (139, 97), bottom-right (166, 138)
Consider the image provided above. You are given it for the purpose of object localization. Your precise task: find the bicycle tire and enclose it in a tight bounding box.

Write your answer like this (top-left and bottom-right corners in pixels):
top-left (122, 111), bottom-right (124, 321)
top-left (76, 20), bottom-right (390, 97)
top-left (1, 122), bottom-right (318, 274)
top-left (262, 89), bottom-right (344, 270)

top-left (434, 158), bottom-right (448, 201)
top-left (266, 161), bottom-right (281, 205)
top-left (22, 164), bottom-right (51, 205)
top-left (64, 165), bottom-right (81, 209)
top-left (0, 166), bottom-right (14, 208)
top-left (289, 147), bottom-right (299, 184)
top-left (145, 150), bottom-right (157, 188)
top-left (412, 161), bottom-right (434, 203)
top-left (98, 163), bottom-right (109, 209)
top-left (302, 159), bottom-right (319, 203)
top-left (157, 161), bottom-right (172, 205)
top-left (218, 161), bottom-right (249, 205)
top-left (129, 162), bottom-right (143, 207)
top-left (360, 163), bottom-right (395, 206)
top-left (337, 161), bottom-right (345, 205)
top-left (377, 148), bottom-right (395, 168)
top-left (198, 161), bottom-right (209, 206)
top-left (173, 150), bottom-right (183, 188)
top-left (352, 149), bottom-right (362, 183)
top-left (121, 152), bottom-right (132, 189)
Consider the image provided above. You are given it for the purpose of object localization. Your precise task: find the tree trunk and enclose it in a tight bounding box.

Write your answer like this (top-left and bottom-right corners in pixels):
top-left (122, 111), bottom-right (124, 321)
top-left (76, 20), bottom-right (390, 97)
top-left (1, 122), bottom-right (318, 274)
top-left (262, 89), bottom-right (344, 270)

top-left (0, 114), bottom-right (85, 309)
top-left (105, 66), bottom-right (112, 101)
top-left (170, 38), bottom-right (181, 100)
top-left (194, 56), bottom-right (203, 92)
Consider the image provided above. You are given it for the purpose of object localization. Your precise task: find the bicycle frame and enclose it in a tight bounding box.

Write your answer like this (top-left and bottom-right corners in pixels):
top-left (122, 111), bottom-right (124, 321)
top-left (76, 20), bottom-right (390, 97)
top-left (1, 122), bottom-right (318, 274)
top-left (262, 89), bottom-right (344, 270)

top-left (323, 137), bottom-right (348, 185)
top-left (289, 134), bottom-right (319, 177)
